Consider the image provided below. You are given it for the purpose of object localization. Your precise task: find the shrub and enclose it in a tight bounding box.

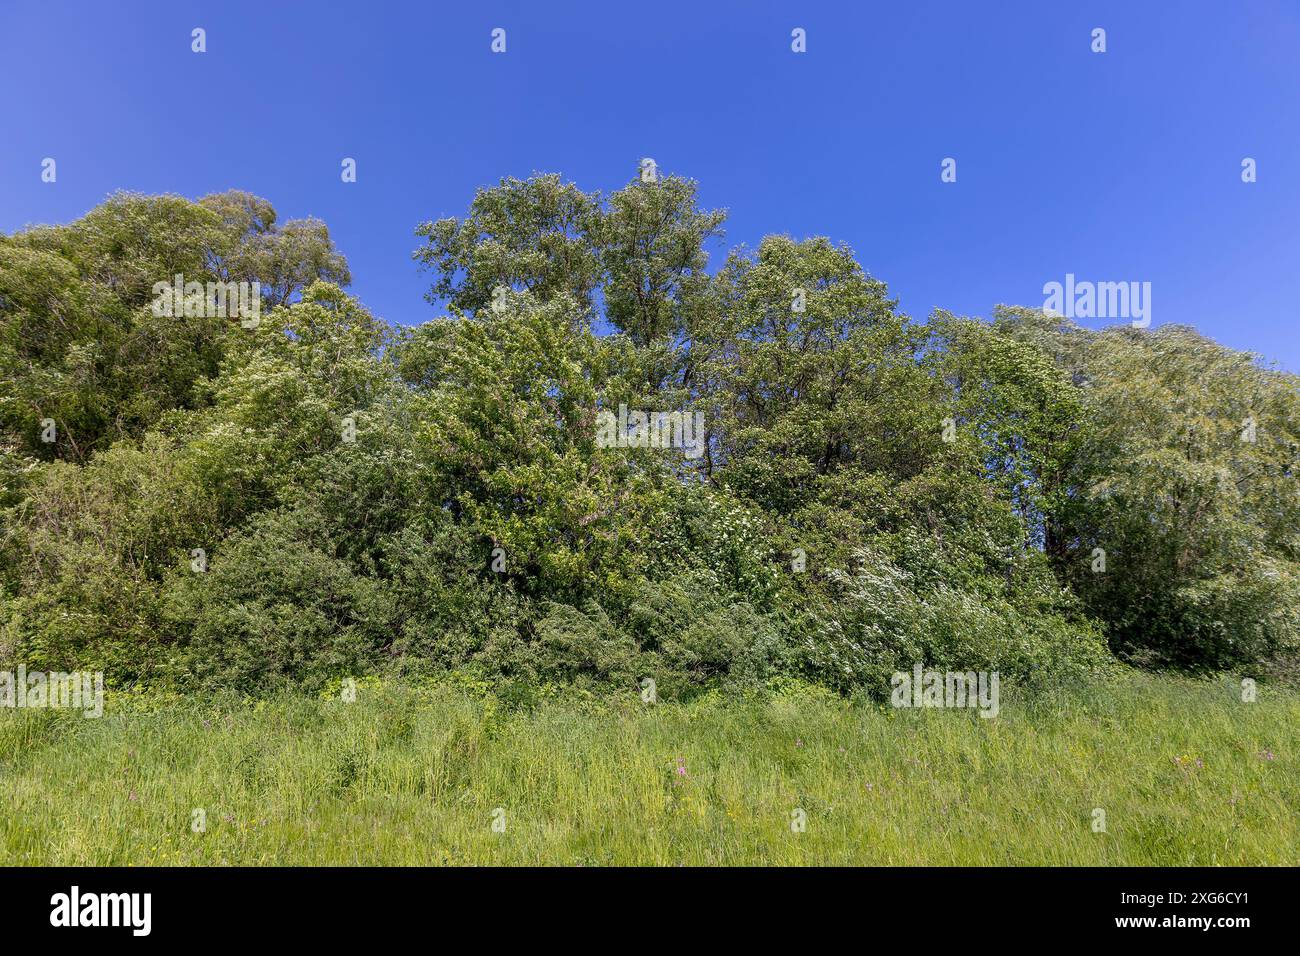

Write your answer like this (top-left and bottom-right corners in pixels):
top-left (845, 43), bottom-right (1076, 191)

top-left (163, 509), bottom-right (396, 693)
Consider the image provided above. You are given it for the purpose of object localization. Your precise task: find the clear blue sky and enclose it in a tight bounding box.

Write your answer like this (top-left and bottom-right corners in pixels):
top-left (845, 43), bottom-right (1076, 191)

top-left (3, 1), bottom-right (1299, 370)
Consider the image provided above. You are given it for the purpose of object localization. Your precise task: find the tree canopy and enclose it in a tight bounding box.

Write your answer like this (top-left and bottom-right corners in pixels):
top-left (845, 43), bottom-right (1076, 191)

top-left (3, 174), bottom-right (1296, 696)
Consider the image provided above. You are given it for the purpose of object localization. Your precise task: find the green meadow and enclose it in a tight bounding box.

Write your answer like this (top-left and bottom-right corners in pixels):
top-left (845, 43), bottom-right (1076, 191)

top-left (1, 672), bottom-right (1295, 866)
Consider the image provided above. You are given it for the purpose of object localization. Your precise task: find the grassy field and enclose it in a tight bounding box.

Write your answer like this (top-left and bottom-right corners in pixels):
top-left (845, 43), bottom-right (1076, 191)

top-left (1, 672), bottom-right (1296, 865)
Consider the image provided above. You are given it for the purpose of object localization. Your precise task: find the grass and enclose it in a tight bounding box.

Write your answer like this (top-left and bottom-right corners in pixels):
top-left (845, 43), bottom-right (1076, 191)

top-left (0, 672), bottom-right (1296, 865)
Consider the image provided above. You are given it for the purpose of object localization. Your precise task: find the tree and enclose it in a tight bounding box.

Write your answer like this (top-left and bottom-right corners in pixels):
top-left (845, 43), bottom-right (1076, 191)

top-left (999, 311), bottom-right (1300, 668)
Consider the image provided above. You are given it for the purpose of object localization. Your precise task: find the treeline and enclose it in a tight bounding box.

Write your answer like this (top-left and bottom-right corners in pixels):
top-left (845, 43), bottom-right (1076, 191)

top-left (2, 174), bottom-right (1297, 697)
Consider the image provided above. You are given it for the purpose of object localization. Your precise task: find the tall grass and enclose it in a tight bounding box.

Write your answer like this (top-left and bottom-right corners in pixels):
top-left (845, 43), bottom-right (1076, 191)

top-left (1, 672), bottom-right (1296, 865)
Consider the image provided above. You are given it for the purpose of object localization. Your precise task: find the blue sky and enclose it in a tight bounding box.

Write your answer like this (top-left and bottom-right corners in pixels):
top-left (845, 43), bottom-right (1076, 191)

top-left (2, 1), bottom-right (1299, 370)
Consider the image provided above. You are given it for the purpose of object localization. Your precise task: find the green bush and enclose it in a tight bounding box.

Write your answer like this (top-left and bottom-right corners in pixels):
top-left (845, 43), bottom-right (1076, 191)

top-left (799, 546), bottom-right (1111, 694)
top-left (163, 509), bottom-right (396, 693)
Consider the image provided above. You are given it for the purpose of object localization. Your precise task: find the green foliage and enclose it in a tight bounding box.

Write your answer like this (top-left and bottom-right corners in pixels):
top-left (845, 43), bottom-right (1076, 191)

top-left (163, 508), bottom-right (394, 694)
top-left (3, 175), bottom-right (1297, 697)
top-left (0, 190), bottom-right (350, 470)
top-left (805, 543), bottom-right (1110, 693)
top-left (997, 309), bottom-right (1300, 669)
top-left (199, 190), bottom-right (351, 308)
top-left (0, 435), bottom-right (215, 679)
top-left (413, 174), bottom-right (601, 317)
